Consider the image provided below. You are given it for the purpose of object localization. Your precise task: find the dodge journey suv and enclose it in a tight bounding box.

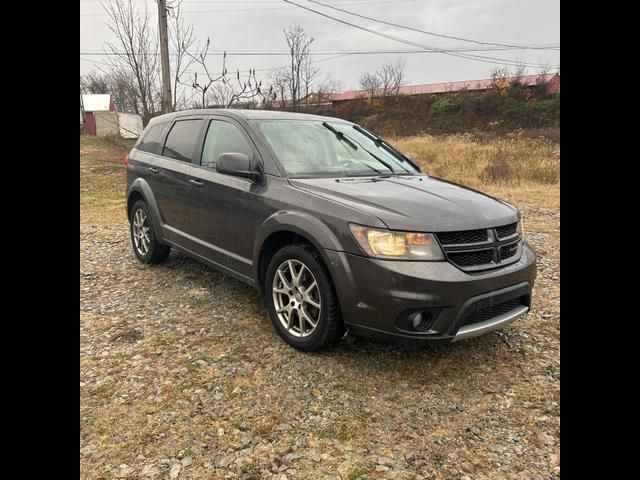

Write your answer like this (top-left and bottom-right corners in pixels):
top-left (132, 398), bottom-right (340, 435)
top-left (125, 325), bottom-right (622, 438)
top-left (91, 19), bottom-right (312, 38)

top-left (126, 109), bottom-right (536, 351)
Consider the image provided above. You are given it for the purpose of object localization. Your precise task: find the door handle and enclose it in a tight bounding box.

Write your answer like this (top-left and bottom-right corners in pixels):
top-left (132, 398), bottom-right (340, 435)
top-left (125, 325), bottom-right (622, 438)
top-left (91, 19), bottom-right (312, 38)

top-left (189, 179), bottom-right (204, 187)
top-left (148, 167), bottom-right (159, 174)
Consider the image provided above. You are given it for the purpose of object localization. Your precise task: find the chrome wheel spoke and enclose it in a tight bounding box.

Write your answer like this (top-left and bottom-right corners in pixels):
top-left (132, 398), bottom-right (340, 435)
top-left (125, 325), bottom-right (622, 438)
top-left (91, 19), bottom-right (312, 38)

top-left (276, 304), bottom-right (291, 314)
top-left (288, 261), bottom-right (300, 288)
top-left (277, 269), bottom-right (292, 290)
top-left (287, 309), bottom-right (296, 330)
top-left (301, 279), bottom-right (316, 295)
top-left (305, 297), bottom-right (321, 310)
top-left (299, 307), bottom-right (316, 332)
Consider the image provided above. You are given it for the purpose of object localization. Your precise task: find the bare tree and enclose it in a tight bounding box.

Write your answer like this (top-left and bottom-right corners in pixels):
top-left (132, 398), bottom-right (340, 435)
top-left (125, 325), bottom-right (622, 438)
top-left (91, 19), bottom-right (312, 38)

top-left (80, 70), bottom-right (139, 113)
top-left (109, 71), bottom-right (140, 113)
top-left (225, 68), bottom-right (275, 108)
top-left (360, 59), bottom-right (406, 101)
top-left (269, 67), bottom-right (290, 106)
top-left (208, 82), bottom-right (235, 108)
top-left (167, 1), bottom-right (196, 110)
top-left (284, 25), bottom-right (314, 108)
top-left (359, 72), bottom-right (382, 99)
top-left (533, 64), bottom-right (551, 98)
top-left (508, 62), bottom-right (527, 88)
top-left (101, 0), bottom-right (160, 125)
top-left (80, 72), bottom-right (110, 94)
top-left (301, 56), bottom-right (320, 104)
top-left (180, 38), bottom-right (228, 108)
top-left (379, 58), bottom-right (406, 96)
top-left (180, 39), bottom-right (274, 109)
top-left (315, 74), bottom-right (341, 105)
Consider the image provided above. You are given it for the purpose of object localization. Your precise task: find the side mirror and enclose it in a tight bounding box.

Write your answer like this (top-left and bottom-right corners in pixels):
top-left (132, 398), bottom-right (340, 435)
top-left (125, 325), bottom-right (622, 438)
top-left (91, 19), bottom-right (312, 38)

top-left (216, 152), bottom-right (262, 183)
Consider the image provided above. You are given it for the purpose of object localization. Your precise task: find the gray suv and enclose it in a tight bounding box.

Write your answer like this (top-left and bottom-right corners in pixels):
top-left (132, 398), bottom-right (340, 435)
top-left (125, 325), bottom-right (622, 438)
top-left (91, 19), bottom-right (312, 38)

top-left (126, 109), bottom-right (536, 351)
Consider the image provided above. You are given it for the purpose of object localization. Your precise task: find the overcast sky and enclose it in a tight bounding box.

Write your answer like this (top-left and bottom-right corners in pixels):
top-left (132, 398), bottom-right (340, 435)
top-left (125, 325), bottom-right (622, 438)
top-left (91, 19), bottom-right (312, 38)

top-left (80, 0), bottom-right (560, 92)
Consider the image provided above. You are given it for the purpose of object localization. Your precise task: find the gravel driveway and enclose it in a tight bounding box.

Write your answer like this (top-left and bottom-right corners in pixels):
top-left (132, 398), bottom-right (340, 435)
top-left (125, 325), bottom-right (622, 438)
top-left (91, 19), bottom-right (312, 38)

top-left (80, 208), bottom-right (559, 480)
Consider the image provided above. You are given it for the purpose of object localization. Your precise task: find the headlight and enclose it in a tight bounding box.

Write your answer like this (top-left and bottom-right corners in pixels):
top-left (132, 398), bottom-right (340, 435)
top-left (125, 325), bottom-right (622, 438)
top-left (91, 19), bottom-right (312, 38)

top-left (349, 224), bottom-right (445, 260)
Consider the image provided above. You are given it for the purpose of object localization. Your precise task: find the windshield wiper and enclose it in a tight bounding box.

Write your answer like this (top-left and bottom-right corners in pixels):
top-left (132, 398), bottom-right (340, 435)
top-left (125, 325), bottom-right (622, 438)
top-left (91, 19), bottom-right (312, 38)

top-left (322, 122), bottom-right (384, 174)
top-left (352, 125), bottom-right (413, 171)
top-left (322, 122), bottom-right (358, 150)
top-left (323, 122), bottom-right (396, 173)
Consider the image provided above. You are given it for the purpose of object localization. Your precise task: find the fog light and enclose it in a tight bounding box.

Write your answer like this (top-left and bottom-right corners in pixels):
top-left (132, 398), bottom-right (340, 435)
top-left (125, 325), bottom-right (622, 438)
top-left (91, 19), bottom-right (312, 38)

top-left (410, 311), bottom-right (433, 331)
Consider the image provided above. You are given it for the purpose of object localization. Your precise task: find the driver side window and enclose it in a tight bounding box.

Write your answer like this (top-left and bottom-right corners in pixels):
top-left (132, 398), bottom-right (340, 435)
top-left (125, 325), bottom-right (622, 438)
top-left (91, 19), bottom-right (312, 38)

top-left (201, 120), bottom-right (253, 169)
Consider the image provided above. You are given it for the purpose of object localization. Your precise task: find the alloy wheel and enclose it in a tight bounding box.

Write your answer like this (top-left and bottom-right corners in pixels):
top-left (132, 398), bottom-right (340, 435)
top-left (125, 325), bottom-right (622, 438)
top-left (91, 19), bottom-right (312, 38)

top-left (132, 208), bottom-right (151, 256)
top-left (272, 259), bottom-right (322, 337)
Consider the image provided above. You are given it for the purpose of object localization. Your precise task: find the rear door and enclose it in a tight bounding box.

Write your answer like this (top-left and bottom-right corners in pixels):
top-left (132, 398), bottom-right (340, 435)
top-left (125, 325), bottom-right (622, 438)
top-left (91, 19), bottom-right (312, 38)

top-left (151, 117), bottom-right (205, 238)
top-left (187, 116), bottom-right (263, 278)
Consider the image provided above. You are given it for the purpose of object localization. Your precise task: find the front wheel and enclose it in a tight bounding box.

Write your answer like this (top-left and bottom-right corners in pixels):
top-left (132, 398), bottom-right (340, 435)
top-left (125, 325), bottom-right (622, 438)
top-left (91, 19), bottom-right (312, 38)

top-left (265, 245), bottom-right (344, 351)
top-left (129, 200), bottom-right (170, 264)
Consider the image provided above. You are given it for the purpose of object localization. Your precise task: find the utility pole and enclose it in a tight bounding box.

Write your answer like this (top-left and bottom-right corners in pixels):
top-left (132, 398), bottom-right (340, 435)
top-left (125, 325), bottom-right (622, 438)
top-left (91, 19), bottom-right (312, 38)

top-left (157, 0), bottom-right (172, 113)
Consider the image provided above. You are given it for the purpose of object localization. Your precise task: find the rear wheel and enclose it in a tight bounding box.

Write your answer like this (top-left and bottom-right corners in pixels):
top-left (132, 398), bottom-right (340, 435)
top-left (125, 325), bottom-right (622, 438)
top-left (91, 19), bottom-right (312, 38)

top-left (265, 245), bottom-right (344, 351)
top-left (129, 200), bottom-right (170, 264)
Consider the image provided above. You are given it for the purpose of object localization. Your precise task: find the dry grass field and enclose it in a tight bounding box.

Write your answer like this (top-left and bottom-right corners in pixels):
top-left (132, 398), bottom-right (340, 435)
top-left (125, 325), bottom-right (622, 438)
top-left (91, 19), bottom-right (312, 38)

top-left (392, 134), bottom-right (559, 211)
top-left (80, 133), bottom-right (559, 480)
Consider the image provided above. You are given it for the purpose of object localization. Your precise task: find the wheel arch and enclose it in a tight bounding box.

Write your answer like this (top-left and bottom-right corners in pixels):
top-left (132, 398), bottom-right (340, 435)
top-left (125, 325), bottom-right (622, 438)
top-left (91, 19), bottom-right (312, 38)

top-left (126, 178), bottom-right (163, 240)
top-left (253, 211), bottom-right (343, 294)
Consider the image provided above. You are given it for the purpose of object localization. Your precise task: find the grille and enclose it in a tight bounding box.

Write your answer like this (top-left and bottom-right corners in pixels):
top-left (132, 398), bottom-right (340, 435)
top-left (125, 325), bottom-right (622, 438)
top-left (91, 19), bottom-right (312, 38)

top-left (448, 249), bottom-right (494, 266)
top-left (437, 229), bottom-right (488, 245)
top-left (436, 222), bottom-right (522, 271)
top-left (462, 298), bottom-right (525, 326)
top-left (495, 222), bottom-right (518, 239)
top-left (500, 243), bottom-right (519, 261)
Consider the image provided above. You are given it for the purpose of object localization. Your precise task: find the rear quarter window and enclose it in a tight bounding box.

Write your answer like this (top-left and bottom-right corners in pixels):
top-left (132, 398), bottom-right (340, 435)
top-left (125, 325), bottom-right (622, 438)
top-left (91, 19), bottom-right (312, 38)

top-left (136, 122), bottom-right (168, 155)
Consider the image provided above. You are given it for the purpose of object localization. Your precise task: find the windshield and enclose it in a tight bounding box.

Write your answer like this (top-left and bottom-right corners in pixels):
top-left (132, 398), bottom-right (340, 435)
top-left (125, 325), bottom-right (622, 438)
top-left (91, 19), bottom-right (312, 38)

top-left (256, 120), bottom-right (420, 177)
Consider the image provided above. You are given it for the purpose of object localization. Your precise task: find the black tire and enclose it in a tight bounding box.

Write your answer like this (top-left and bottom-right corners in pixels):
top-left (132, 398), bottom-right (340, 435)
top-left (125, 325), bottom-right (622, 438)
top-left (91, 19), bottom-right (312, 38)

top-left (129, 200), bottom-right (170, 264)
top-left (265, 244), bottom-right (344, 351)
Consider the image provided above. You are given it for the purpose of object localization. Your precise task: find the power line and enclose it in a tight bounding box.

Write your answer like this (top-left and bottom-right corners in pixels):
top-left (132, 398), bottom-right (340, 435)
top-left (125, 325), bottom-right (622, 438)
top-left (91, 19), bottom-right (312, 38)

top-left (282, 0), bottom-right (559, 69)
top-left (81, 52), bottom-right (349, 76)
top-left (80, 0), bottom-right (414, 2)
top-left (80, 0), bottom-right (420, 15)
top-left (305, 0), bottom-right (559, 50)
top-left (80, 46), bottom-right (558, 57)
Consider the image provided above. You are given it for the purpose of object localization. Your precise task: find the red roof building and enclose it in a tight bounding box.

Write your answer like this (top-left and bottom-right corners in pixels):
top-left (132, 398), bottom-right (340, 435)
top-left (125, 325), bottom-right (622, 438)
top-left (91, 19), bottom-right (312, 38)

top-left (329, 73), bottom-right (560, 103)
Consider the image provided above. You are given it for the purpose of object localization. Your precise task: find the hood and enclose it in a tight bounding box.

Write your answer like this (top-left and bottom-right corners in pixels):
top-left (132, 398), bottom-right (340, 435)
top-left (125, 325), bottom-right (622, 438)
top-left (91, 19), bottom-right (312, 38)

top-left (289, 175), bottom-right (519, 231)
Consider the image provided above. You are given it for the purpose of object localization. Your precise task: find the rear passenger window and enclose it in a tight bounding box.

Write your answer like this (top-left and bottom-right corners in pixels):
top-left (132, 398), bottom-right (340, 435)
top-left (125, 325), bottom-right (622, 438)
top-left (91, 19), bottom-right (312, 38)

top-left (201, 120), bottom-right (253, 169)
top-left (137, 122), bottom-right (167, 154)
top-left (162, 119), bottom-right (203, 162)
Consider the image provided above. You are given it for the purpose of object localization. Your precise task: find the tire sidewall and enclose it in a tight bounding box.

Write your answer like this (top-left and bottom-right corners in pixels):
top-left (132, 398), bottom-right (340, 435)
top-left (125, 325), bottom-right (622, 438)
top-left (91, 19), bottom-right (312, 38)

top-left (265, 246), bottom-right (335, 350)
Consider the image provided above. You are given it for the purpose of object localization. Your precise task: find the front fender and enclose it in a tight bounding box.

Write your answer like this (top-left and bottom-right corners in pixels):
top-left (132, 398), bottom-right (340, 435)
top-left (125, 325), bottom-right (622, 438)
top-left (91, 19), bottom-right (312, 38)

top-left (126, 177), bottom-right (163, 239)
top-left (252, 210), bottom-right (346, 277)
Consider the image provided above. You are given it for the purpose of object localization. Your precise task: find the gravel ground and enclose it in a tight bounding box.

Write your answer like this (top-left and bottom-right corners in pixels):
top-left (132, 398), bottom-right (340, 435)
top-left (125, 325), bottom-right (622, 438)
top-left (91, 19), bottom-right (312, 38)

top-left (80, 208), bottom-right (559, 480)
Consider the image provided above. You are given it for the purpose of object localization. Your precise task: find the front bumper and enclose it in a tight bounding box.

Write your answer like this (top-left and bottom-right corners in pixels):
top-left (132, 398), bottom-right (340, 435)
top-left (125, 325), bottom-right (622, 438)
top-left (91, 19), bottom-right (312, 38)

top-left (324, 242), bottom-right (537, 344)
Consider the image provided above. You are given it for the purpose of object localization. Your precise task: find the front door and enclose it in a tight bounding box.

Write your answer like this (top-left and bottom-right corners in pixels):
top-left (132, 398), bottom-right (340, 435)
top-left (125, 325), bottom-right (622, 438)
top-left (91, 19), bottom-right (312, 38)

top-left (187, 118), bottom-right (262, 278)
